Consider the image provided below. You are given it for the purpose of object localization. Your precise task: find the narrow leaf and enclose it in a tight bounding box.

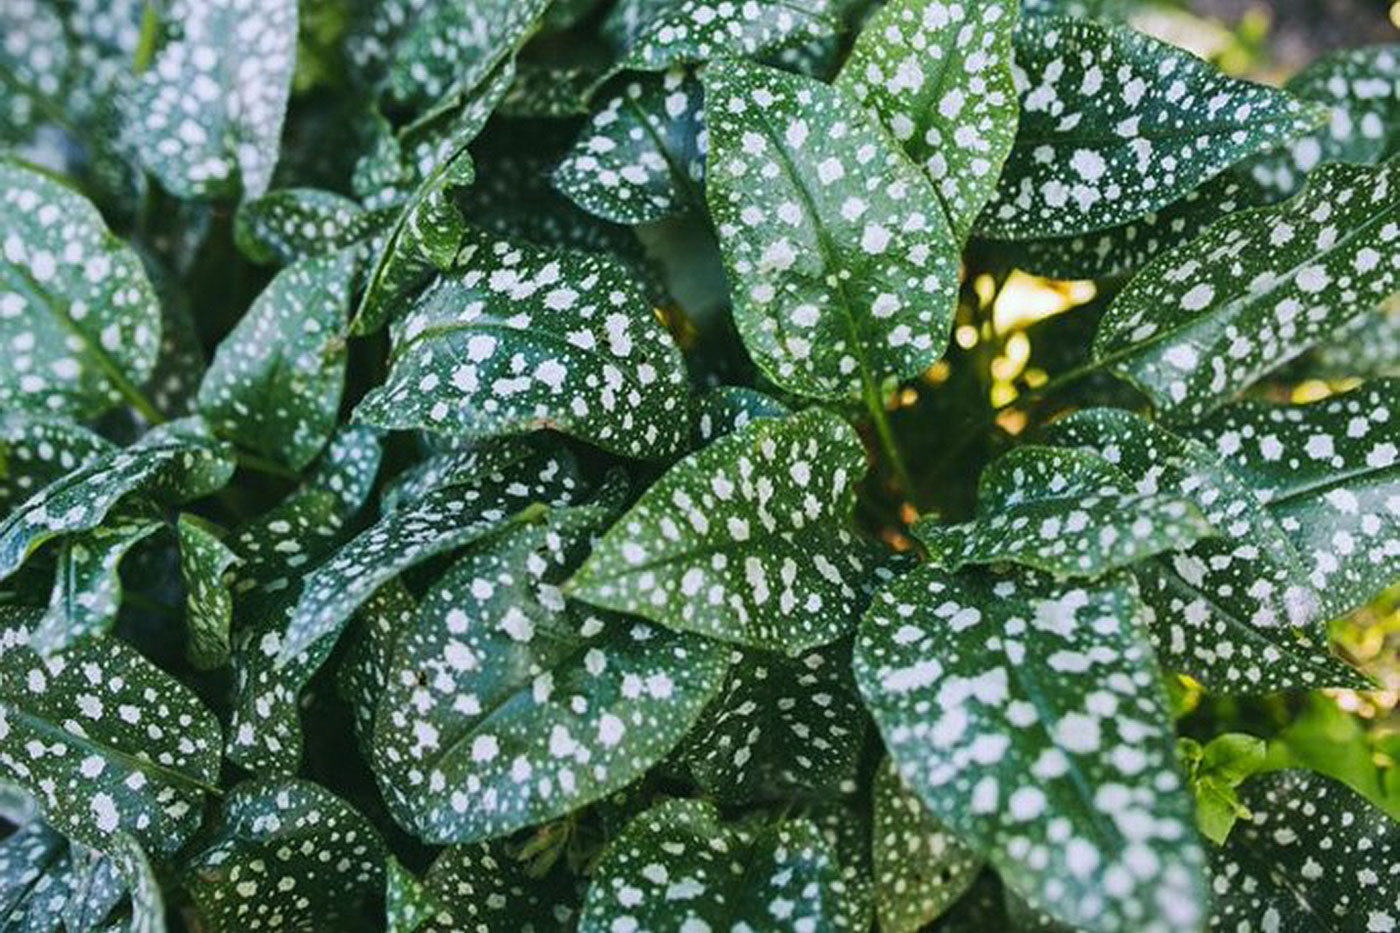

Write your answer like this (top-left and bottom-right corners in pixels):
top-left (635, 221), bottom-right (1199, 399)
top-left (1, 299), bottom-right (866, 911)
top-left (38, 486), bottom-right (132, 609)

top-left (178, 514), bottom-right (239, 670)
top-left (235, 188), bottom-right (390, 265)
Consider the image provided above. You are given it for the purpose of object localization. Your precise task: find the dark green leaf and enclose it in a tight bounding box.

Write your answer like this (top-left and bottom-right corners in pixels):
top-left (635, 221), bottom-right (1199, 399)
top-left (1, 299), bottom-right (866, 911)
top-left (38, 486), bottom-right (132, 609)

top-left (689, 385), bottom-right (791, 448)
top-left (178, 514), bottom-right (238, 670)
top-left (613, 0), bottom-right (843, 73)
top-left (413, 840), bottom-right (581, 931)
top-left (0, 413), bottom-right (114, 516)
top-left (234, 188), bottom-right (390, 265)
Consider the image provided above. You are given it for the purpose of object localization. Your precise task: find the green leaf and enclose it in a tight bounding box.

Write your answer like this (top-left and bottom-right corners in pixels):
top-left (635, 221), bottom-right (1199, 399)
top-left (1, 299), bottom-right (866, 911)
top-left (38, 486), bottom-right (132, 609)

top-left (338, 581), bottom-right (419, 755)
top-left (855, 566), bottom-right (1207, 932)
top-left (805, 796), bottom-right (878, 932)
top-left (178, 514), bottom-right (238, 670)
top-left (1093, 160), bottom-right (1400, 423)
top-left (32, 507), bottom-right (163, 655)
top-left (184, 779), bottom-right (386, 933)
top-left (703, 56), bottom-right (959, 399)
top-left (1180, 732), bottom-right (1266, 845)
top-left (979, 20), bottom-right (1322, 239)
top-left (411, 840), bottom-right (582, 931)
top-left (234, 188), bottom-right (390, 265)
top-left (197, 247), bottom-right (358, 471)
top-left (278, 447), bottom-right (584, 665)
top-left (371, 508), bottom-right (729, 842)
top-left (127, 0), bottom-right (297, 200)
top-left (613, 0), bottom-right (843, 73)
top-left (1298, 300), bottom-right (1400, 380)
top-left (386, 856), bottom-right (444, 933)
top-left (836, 0), bottom-right (1019, 242)
top-left (872, 756), bottom-right (984, 933)
top-left (580, 798), bottom-right (851, 932)
top-left (0, 606), bottom-right (222, 855)
top-left (0, 159), bottom-right (163, 419)
top-left (0, 412), bottom-right (114, 516)
top-left (569, 408), bottom-right (873, 654)
top-left (0, 417), bottom-right (234, 581)
top-left (554, 67), bottom-right (705, 225)
top-left (917, 445), bottom-right (1214, 579)
top-left (689, 385), bottom-right (791, 448)
top-left (1186, 380), bottom-right (1400, 620)
top-left (355, 229), bottom-right (690, 459)
top-left (1209, 771), bottom-right (1400, 931)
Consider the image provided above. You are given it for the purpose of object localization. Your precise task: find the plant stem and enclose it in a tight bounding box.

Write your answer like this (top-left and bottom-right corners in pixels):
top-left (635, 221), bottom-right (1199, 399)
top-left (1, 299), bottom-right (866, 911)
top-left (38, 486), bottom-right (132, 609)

top-left (863, 379), bottom-right (918, 511)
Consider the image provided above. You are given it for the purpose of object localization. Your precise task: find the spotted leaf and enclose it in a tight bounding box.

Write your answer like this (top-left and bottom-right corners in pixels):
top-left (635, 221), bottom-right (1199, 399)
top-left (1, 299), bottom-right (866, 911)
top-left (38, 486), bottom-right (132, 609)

top-left (873, 756), bottom-right (984, 933)
top-left (234, 188), bottom-right (390, 265)
top-left (0, 159), bottom-right (162, 420)
top-left (407, 840), bottom-right (581, 931)
top-left (554, 68), bottom-right (706, 225)
top-left (980, 19), bottom-right (1322, 239)
top-left (197, 247), bottom-right (358, 471)
top-left (1298, 301), bottom-right (1400, 381)
top-left (0, 607), bottom-right (222, 855)
top-left (1093, 160), bottom-right (1400, 423)
top-left (0, 413), bottom-right (114, 516)
top-left (177, 514), bottom-right (238, 670)
top-left (1208, 770), bottom-right (1400, 932)
top-left (569, 408), bottom-right (871, 654)
top-left (580, 798), bottom-right (852, 932)
top-left (126, 0), bottom-right (296, 200)
top-left (917, 445), bottom-right (1215, 579)
top-left (855, 566), bottom-right (1207, 932)
top-left (689, 385), bottom-right (791, 448)
top-left (836, 0), bottom-right (1019, 241)
top-left (704, 57), bottom-right (959, 399)
top-left (184, 779), bottom-right (386, 933)
top-left (613, 0), bottom-right (844, 73)
top-left (337, 581), bottom-right (418, 755)
top-left (355, 230), bottom-right (690, 459)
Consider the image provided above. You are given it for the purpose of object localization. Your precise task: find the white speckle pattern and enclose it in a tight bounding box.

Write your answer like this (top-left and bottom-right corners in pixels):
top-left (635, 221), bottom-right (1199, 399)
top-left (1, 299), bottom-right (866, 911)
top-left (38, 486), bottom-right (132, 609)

top-left (613, 0), bottom-right (842, 73)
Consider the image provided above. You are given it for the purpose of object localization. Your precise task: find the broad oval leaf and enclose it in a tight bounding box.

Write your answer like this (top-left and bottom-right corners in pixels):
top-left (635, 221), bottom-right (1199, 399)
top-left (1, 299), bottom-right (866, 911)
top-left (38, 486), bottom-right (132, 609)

top-left (979, 19), bottom-right (1321, 239)
top-left (371, 510), bottom-right (729, 843)
top-left (703, 56), bottom-right (959, 399)
top-left (916, 445), bottom-right (1215, 579)
top-left (127, 0), bottom-right (297, 200)
top-left (836, 0), bottom-right (1019, 241)
top-left (580, 798), bottom-right (852, 933)
top-left (1093, 160), bottom-right (1400, 423)
top-left (855, 566), bottom-right (1207, 932)
top-left (0, 159), bottom-right (162, 419)
top-left (197, 247), bottom-right (358, 471)
top-left (184, 779), bottom-right (386, 932)
top-left (234, 188), bottom-right (388, 265)
top-left (569, 408), bottom-right (873, 654)
top-left (178, 514), bottom-right (238, 670)
top-left (355, 230), bottom-right (690, 459)
top-left (614, 0), bottom-right (843, 73)
top-left (0, 607), bottom-right (222, 854)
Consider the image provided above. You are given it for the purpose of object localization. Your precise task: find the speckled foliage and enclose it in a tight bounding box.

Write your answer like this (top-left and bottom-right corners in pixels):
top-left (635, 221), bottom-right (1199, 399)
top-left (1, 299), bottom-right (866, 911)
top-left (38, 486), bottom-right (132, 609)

top-left (2, 0), bottom-right (1399, 930)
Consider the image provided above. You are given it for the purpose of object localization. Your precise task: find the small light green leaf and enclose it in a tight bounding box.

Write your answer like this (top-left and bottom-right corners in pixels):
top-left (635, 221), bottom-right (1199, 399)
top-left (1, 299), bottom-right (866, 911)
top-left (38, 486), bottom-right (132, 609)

top-left (177, 514), bottom-right (238, 670)
top-left (980, 19), bottom-right (1322, 239)
top-left (184, 779), bottom-right (386, 933)
top-left (127, 0), bottom-right (297, 200)
top-left (555, 68), bottom-right (706, 225)
top-left (614, 0), bottom-right (843, 73)
top-left (1180, 732), bottom-right (1266, 845)
top-left (689, 385), bottom-right (791, 448)
top-left (0, 606), bottom-right (222, 855)
top-left (0, 412), bottom-right (114, 524)
top-left (1187, 380), bottom-right (1400, 620)
top-left (873, 756), bottom-right (984, 933)
top-left (917, 445), bottom-right (1215, 579)
top-left (704, 57), bottom-right (960, 399)
top-left (197, 247), bottom-right (358, 471)
top-left (1209, 771), bottom-right (1400, 931)
top-left (234, 188), bottom-right (391, 265)
top-left (855, 566), bottom-right (1207, 932)
top-left (0, 159), bottom-right (162, 420)
top-left (356, 229), bottom-right (690, 458)
top-left (570, 408), bottom-right (873, 654)
top-left (836, 0), bottom-right (1019, 242)
top-left (580, 798), bottom-right (852, 932)
top-left (1094, 160), bottom-right (1400, 423)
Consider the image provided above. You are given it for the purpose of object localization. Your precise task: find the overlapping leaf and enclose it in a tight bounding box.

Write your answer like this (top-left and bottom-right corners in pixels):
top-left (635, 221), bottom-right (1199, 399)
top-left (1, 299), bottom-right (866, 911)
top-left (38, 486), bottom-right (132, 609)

top-left (356, 229), bottom-right (690, 459)
top-left (704, 57), bottom-right (959, 399)
top-left (0, 820), bottom-right (161, 932)
top-left (980, 19), bottom-right (1322, 239)
top-left (1300, 300), bottom-right (1400, 380)
top-left (570, 408), bottom-right (872, 654)
top-left (1094, 160), bottom-right (1400, 423)
top-left (0, 160), bottom-right (162, 419)
top-left (395, 841), bottom-right (581, 932)
top-left (178, 514), bottom-right (238, 670)
top-left (855, 567), bottom-right (1207, 932)
top-left (0, 413), bottom-right (113, 516)
top-left (234, 188), bottom-right (389, 265)
top-left (612, 0), bottom-right (844, 73)
top-left (837, 0), bottom-right (1019, 241)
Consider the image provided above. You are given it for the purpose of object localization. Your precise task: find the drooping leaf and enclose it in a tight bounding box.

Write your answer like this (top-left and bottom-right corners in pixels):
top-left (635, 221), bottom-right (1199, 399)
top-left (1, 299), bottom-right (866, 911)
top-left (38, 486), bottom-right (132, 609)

top-left (0, 159), bottom-right (162, 419)
top-left (1093, 160), bottom-right (1400, 423)
top-left (579, 798), bottom-right (852, 932)
top-left (703, 56), bottom-right (959, 399)
top-left (855, 566), bottom-right (1207, 932)
top-left (872, 756), bottom-right (984, 933)
top-left (570, 408), bottom-right (873, 654)
top-left (184, 779), bottom-right (386, 933)
top-left (234, 188), bottom-right (390, 265)
top-left (1208, 771), bottom-right (1400, 931)
top-left (127, 0), bottom-right (297, 200)
top-left (555, 68), bottom-right (706, 225)
top-left (0, 412), bottom-right (114, 516)
top-left (197, 247), bottom-right (358, 471)
top-left (836, 0), bottom-right (1019, 241)
top-left (916, 445), bottom-right (1214, 579)
top-left (355, 229), bottom-right (691, 459)
top-left (979, 19), bottom-right (1322, 239)
top-left (0, 607), bottom-right (222, 855)
top-left (178, 513), bottom-right (239, 670)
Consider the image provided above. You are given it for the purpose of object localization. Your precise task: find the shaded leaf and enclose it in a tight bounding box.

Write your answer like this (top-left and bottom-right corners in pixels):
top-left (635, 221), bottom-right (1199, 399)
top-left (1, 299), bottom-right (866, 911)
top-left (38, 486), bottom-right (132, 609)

top-left (234, 188), bottom-right (389, 265)
top-left (0, 820), bottom-right (161, 932)
top-left (337, 581), bottom-right (418, 756)
top-left (0, 413), bottom-right (114, 516)
top-left (689, 385), bottom-right (791, 448)
top-left (1297, 300), bottom-right (1400, 380)
top-left (178, 514), bottom-right (238, 670)
top-left (413, 840), bottom-right (581, 931)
